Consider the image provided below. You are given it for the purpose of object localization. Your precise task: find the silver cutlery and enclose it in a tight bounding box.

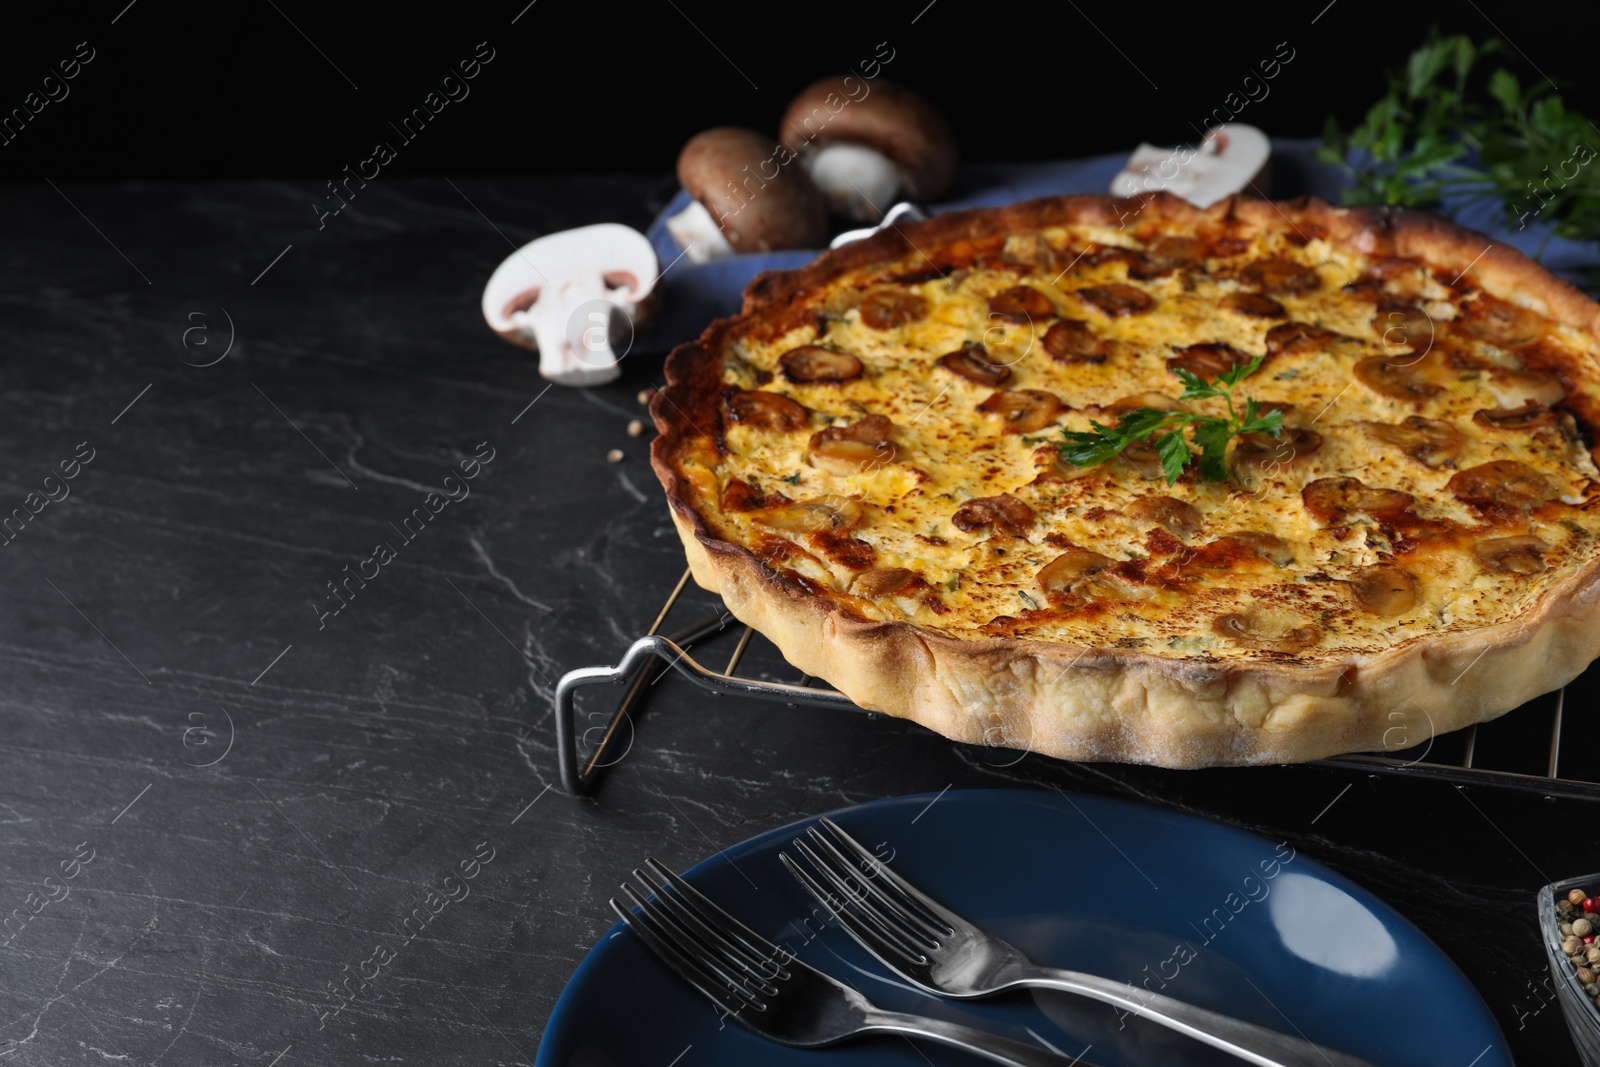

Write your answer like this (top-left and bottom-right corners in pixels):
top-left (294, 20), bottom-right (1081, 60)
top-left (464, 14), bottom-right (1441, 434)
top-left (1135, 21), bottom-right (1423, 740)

top-left (782, 817), bottom-right (1378, 1067)
top-left (611, 858), bottom-right (1090, 1066)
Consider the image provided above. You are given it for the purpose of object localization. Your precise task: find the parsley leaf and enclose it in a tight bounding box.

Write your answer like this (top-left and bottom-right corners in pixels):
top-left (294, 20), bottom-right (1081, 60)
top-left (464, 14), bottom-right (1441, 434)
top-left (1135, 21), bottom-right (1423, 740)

top-left (1190, 419), bottom-right (1234, 483)
top-left (1216, 355), bottom-right (1265, 390)
top-left (1240, 405), bottom-right (1285, 438)
top-left (1058, 419), bottom-right (1135, 468)
top-left (1117, 408), bottom-right (1184, 439)
top-left (1155, 431), bottom-right (1192, 485)
top-left (1055, 358), bottom-right (1279, 485)
top-left (1172, 367), bottom-right (1217, 401)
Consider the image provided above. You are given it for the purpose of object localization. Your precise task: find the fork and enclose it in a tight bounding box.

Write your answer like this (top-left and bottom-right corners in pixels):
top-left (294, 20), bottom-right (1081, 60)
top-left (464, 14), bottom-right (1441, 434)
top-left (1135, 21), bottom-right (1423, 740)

top-left (782, 817), bottom-right (1379, 1067)
top-left (611, 858), bottom-right (1091, 1066)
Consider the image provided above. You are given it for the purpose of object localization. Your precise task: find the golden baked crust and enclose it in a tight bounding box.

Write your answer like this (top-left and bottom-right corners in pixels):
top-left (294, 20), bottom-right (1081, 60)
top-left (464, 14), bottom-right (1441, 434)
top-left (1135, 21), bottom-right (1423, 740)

top-left (649, 192), bottom-right (1600, 767)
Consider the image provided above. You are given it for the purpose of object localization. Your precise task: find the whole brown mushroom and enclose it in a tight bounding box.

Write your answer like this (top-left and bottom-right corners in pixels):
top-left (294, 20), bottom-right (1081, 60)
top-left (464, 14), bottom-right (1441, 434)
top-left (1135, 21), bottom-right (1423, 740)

top-left (779, 77), bottom-right (957, 221)
top-left (665, 127), bottom-right (828, 262)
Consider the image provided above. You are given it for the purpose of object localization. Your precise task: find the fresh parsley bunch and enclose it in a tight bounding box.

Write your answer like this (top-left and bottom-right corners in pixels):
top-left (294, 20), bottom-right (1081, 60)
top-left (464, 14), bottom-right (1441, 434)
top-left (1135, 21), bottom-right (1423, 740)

top-left (1318, 33), bottom-right (1600, 254)
top-left (1058, 357), bottom-right (1282, 485)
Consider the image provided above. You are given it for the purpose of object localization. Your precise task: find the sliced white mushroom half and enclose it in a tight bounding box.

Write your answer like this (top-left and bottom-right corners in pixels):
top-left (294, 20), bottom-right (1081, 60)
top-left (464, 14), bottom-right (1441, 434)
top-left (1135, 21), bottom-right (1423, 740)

top-left (1109, 123), bottom-right (1271, 209)
top-left (480, 223), bottom-right (659, 387)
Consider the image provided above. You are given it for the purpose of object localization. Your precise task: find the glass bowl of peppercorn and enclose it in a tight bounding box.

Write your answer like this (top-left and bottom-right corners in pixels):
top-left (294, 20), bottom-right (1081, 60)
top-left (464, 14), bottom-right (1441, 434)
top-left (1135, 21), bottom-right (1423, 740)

top-left (1541, 875), bottom-right (1600, 1065)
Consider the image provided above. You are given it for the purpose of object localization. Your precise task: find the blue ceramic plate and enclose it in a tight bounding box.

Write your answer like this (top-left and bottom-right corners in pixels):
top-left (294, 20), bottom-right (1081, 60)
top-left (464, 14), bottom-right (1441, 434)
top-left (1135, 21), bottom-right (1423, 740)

top-left (537, 790), bottom-right (1509, 1066)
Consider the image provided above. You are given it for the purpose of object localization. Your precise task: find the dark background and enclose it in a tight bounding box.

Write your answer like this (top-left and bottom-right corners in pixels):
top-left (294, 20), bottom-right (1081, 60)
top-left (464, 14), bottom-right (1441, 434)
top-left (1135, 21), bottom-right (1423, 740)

top-left (2, 3), bottom-right (1599, 1064)
top-left (2, 0), bottom-right (1596, 183)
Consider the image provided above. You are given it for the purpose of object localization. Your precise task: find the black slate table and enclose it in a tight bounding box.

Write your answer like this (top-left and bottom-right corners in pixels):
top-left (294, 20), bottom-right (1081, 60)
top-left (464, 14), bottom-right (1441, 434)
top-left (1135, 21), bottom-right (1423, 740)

top-left (0, 176), bottom-right (1592, 1065)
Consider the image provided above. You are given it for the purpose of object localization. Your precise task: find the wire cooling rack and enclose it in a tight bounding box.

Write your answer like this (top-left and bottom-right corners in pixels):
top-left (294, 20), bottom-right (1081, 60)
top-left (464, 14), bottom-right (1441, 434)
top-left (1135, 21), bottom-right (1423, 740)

top-left (556, 569), bottom-right (1598, 797)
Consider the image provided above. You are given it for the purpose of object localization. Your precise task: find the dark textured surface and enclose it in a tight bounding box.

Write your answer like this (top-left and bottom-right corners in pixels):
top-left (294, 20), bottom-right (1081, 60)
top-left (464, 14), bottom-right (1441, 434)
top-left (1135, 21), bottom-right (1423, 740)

top-left (0, 176), bottom-right (1592, 1066)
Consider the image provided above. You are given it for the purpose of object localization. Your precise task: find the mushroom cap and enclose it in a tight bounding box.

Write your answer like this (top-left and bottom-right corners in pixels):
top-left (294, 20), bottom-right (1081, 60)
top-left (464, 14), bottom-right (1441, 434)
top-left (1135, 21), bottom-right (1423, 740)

top-left (675, 127), bottom-right (828, 254)
top-left (779, 77), bottom-right (957, 201)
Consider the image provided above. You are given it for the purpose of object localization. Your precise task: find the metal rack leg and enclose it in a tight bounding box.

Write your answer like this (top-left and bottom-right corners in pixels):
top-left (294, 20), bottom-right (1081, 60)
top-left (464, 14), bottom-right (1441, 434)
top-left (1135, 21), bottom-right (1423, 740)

top-left (554, 578), bottom-right (856, 794)
top-left (556, 614), bottom-right (734, 794)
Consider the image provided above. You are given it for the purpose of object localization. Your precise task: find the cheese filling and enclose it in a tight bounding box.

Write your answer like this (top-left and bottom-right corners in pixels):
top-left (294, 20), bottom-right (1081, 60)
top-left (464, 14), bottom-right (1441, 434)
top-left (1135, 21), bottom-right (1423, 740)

top-left (677, 225), bottom-right (1600, 664)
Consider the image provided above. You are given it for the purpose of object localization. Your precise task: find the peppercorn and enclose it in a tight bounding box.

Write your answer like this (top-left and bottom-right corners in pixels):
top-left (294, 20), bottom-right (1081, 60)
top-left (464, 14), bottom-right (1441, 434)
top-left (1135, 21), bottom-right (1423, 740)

top-left (1551, 885), bottom-right (1600, 1006)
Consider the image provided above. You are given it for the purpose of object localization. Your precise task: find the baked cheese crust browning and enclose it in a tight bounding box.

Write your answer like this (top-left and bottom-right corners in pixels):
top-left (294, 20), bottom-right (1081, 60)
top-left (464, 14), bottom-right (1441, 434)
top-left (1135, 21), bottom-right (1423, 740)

top-left (650, 193), bottom-right (1600, 767)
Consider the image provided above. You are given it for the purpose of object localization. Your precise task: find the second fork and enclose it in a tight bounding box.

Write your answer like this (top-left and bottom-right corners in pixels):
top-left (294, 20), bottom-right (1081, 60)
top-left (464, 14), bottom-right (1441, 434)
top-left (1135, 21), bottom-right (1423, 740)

top-left (783, 817), bottom-right (1378, 1067)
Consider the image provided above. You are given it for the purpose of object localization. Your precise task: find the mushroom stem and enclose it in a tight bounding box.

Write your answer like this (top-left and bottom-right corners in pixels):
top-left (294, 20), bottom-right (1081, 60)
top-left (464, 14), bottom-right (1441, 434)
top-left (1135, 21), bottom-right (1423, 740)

top-left (663, 198), bottom-right (735, 263)
top-left (510, 275), bottom-right (620, 387)
top-left (804, 142), bottom-right (899, 221)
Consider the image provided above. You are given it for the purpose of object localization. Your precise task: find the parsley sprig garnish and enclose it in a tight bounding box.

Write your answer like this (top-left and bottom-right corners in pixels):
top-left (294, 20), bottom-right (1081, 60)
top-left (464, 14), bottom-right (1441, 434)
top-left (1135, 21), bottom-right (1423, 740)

top-left (1318, 33), bottom-right (1600, 256)
top-left (1057, 356), bottom-right (1282, 485)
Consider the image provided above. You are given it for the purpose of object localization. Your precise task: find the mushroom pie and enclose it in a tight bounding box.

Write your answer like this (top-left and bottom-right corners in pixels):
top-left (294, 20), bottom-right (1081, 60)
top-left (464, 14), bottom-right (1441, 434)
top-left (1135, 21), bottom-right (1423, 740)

top-left (649, 193), bottom-right (1600, 767)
